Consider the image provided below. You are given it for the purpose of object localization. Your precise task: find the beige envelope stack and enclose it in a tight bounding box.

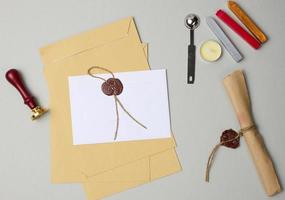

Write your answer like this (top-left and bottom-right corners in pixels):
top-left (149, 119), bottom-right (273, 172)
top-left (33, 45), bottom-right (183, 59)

top-left (40, 17), bottom-right (181, 199)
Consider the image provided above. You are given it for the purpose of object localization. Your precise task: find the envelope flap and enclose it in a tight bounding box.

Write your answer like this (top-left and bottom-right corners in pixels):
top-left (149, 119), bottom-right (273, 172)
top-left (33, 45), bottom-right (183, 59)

top-left (84, 157), bottom-right (150, 182)
top-left (40, 17), bottom-right (139, 65)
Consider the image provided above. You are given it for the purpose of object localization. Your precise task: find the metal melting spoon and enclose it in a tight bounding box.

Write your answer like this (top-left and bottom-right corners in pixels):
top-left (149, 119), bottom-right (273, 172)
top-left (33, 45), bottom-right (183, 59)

top-left (185, 14), bottom-right (200, 84)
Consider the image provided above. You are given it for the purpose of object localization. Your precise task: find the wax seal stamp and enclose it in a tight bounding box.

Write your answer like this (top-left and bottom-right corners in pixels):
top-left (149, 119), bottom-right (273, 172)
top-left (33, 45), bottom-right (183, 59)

top-left (5, 69), bottom-right (48, 120)
top-left (101, 78), bottom-right (123, 96)
top-left (220, 129), bottom-right (240, 148)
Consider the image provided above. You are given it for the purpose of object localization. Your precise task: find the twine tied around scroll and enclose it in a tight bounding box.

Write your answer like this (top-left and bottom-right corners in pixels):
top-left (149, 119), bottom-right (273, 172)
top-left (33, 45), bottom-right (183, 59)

top-left (205, 125), bottom-right (256, 182)
top-left (88, 66), bottom-right (147, 140)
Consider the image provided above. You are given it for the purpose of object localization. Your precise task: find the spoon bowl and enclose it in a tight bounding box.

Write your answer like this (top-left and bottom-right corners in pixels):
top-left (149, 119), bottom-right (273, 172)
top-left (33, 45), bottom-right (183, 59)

top-left (185, 14), bottom-right (200, 30)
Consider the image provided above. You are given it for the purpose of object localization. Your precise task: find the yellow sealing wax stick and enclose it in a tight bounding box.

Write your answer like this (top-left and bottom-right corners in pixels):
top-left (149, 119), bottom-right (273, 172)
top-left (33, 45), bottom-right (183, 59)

top-left (228, 1), bottom-right (268, 43)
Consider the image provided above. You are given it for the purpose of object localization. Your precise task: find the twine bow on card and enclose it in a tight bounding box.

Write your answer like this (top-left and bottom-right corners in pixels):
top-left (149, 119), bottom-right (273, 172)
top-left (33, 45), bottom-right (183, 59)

top-left (88, 66), bottom-right (147, 140)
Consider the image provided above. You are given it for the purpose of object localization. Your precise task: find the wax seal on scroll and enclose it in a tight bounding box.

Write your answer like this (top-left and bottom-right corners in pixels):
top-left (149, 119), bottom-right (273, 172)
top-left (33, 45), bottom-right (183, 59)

top-left (101, 78), bottom-right (123, 96)
top-left (220, 129), bottom-right (240, 149)
top-left (205, 128), bottom-right (242, 182)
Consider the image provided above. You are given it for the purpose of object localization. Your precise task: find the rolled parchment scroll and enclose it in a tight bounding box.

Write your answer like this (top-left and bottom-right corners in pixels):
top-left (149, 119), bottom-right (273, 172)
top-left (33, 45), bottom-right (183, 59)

top-left (223, 70), bottom-right (281, 196)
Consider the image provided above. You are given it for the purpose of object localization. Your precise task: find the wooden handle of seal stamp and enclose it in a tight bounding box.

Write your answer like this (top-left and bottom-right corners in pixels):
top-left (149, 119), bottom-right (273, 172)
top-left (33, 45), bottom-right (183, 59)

top-left (6, 69), bottom-right (37, 109)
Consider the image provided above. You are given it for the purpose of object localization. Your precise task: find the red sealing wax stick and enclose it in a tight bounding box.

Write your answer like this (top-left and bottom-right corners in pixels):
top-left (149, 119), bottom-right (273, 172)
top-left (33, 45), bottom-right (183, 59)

top-left (216, 9), bottom-right (261, 49)
top-left (6, 69), bottom-right (47, 120)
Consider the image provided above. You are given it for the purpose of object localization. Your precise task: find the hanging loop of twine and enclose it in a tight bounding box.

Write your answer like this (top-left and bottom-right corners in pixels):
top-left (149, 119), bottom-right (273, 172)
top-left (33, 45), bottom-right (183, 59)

top-left (205, 124), bottom-right (256, 182)
top-left (88, 66), bottom-right (147, 140)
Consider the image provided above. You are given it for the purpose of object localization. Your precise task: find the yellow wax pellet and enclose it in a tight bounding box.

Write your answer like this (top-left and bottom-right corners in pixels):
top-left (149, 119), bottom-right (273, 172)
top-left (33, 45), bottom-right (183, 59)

top-left (200, 40), bottom-right (222, 62)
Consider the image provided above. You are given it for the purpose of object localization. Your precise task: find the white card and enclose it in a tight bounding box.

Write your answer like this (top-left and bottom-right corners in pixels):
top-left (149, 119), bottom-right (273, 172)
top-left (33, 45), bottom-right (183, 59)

top-left (68, 69), bottom-right (171, 145)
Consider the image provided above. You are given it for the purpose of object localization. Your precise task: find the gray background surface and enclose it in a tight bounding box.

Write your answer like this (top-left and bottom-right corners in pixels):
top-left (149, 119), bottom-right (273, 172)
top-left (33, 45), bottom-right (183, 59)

top-left (0, 0), bottom-right (284, 199)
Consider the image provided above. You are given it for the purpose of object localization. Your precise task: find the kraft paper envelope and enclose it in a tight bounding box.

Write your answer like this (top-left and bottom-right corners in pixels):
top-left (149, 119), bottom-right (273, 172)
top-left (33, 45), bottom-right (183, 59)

top-left (40, 17), bottom-right (181, 198)
top-left (84, 148), bottom-right (180, 199)
top-left (41, 17), bottom-right (178, 181)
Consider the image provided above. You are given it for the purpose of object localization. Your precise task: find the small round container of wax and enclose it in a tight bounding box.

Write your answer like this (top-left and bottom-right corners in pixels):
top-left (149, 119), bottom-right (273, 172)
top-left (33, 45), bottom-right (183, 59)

top-left (200, 40), bottom-right (222, 62)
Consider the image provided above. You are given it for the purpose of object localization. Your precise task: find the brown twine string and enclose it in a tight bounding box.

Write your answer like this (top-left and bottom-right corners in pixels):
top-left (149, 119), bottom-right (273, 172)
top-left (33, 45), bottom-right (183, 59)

top-left (88, 66), bottom-right (147, 140)
top-left (205, 124), bottom-right (256, 182)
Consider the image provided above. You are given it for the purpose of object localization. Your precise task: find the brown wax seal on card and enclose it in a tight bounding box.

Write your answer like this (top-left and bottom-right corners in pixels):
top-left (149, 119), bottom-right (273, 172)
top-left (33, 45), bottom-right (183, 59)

top-left (220, 129), bottom-right (240, 149)
top-left (88, 66), bottom-right (146, 140)
top-left (101, 78), bottom-right (123, 96)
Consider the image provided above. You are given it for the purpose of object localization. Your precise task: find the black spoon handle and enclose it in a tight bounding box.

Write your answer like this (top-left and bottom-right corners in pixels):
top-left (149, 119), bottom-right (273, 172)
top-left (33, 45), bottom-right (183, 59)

top-left (187, 44), bottom-right (196, 84)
